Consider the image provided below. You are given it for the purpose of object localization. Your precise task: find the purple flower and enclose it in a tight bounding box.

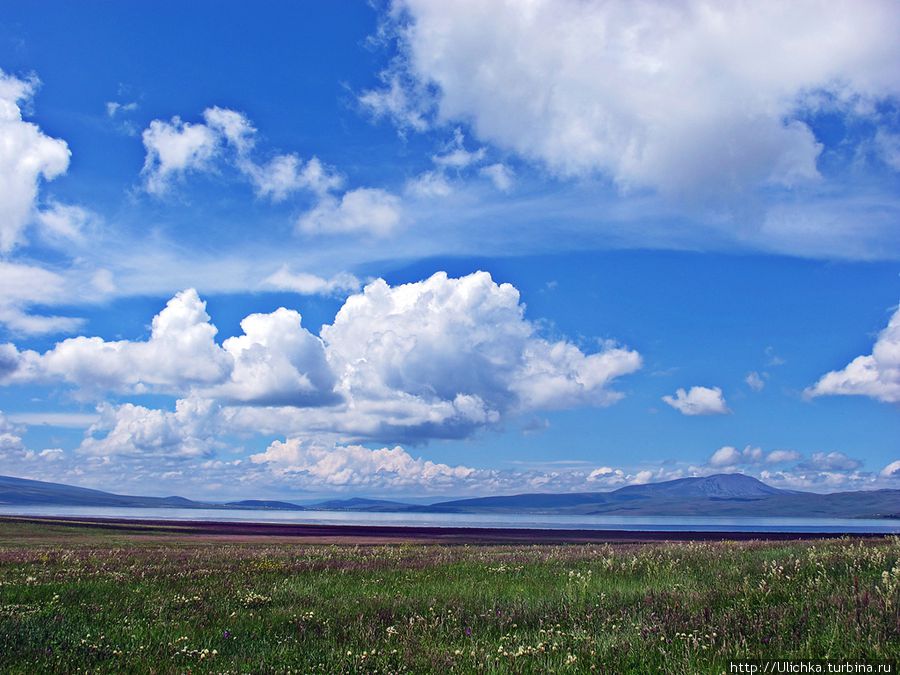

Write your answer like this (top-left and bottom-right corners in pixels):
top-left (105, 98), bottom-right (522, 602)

top-left (465, 627), bottom-right (472, 637)
top-left (223, 630), bottom-right (231, 639)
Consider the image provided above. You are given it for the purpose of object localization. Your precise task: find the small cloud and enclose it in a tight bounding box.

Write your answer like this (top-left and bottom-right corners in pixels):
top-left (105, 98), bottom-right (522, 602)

top-left (358, 70), bottom-right (431, 133)
top-left (662, 386), bottom-right (730, 416)
top-left (745, 371), bottom-right (766, 392)
top-left (432, 131), bottom-right (486, 169)
top-left (480, 163), bottom-right (515, 191)
top-left (765, 346), bottom-right (786, 367)
top-left (765, 449), bottom-right (801, 464)
top-left (587, 466), bottom-right (626, 485)
top-left (631, 470), bottom-right (654, 484)
top-left (35, 201), bottom-right (97, 246)
top-left (880, 460), bottom-right (900, 478)
top-left (244, 154), bottom-right (343, 202)
top-left (7, 412), bottom-right (99, 428)
top-left (405, 170), bottom-right (453, 198)
top-left (874, 128), bottom-right (900, 172)
top-left (141, 116), bottom-right (219, 195)
top-left (91, 269), bottom-right (116, 295)
top-left (799, 451), bottom-right (861, 472)
top-left (106, 100), bottom-right (138, 118)
top-left (708, 445), bottom-right (762, 467)
top-left (297, 188), bottom-right (402, 237)
top-left (805, 305), bottom-right (900, 403)
top-left (262, 267), bottom-right (361, 297)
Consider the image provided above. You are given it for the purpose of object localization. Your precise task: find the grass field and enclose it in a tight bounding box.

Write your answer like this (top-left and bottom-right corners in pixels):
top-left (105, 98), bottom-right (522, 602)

top-left (0, 520), bottom-right (899, 673)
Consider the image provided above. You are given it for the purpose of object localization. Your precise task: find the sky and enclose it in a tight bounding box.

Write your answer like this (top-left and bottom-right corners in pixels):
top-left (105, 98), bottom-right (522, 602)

top-left (0, 0), bottom-right (898, 500)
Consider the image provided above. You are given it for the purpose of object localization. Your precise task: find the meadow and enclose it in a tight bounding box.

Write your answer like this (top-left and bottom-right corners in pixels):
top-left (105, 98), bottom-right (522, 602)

top-left (0, 519), bottom-right (898, 673)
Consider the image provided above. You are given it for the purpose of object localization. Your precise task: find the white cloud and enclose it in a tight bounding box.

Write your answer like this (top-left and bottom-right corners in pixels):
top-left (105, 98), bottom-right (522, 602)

top-left (297, 187), bottom-right (403, 236)
top-left (662, 385), bottom-right (729, 416)
top-left (141, 116), bottom-right (219, 194)
top-left (202, 106), bottom-right (256, 154)
top-left (806, 306), bottom-right (900, 403)
top-left (4, 273), bottom-right (640, 444)
top-left (250, 439), bottom-right (685, 494)
top-left (765, 347), bottom-right (787, 367)
top-left (0, 410), bottom-right (25, 457)
top-left (141, 106), bottom-right (348, 205)
top-left (0, 261), bottom-right (85, 336)
top-left (203, 107), bottom-right (344, 200)
top-left (7, 412), bottom-right (99, 428)
top-left (745, 371), bottom-right (765, 392)
top-left (0, 412), bottom-right (67, 467)
top-left (405, 170), bottom-right (453, 198)
top-left (432, 130), bottom-right (486, 169)
top-left (251, 438), bottom-right (475, 489)
top-left (875, 129), bottom-right (900, 171)
top-left (709, 446), bottom-right (740, 467)
top-left (21, 289), bottom-right (230, 394)
top-left (106, 101), bottom-right (137, 118)
top-left (359, 69), bottom-right (431, 133)
top-left (91, 269), bottom-right (116, 295)
top-left (766, 449), bottom-right (801, 464)
top-left (708, 445), bottom-right (762, 468)
top-left (0, 70), bottom-right (71, 251)
top-left (245, 155), bottom-right (344, 201)
top-left (80, 398), bottom-right (219, 459)
top-left (480, 163), bottom-right (514, 191)
top-left (404, 131), bottom-right (495, 199)
top-left (262, 266), bottom-right (361, 296)
top-left (373, 0), bottom-right (900, 196)
top-left (316, 271), bottom-right (640, 439)
top-left (207, 308), bottom-right (338, 407)
top-left (9, 290), bottom-right (336, 408)
top-left (0, 261), bottom-right (72, 307)
top-left (0, 310), bottom-right (84, 337)
top-left (34, 201), bottom-right (98, 246)
top-left (800, 451), bottom-right (861, 472)
top-left (632, 470), bottom-right (654, 485)
top-left (881, 460), bottom-right (900, 478)
top-left (759, 468), bottom-right (874, 492)
top-left (586, 466), bottom-right (626, 486)
top-left (0, 344), bottom-right (19, 380)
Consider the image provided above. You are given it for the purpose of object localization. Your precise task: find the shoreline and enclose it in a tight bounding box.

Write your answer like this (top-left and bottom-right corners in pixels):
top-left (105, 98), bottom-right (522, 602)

top-left (1, 514), bottom-right (891, 544)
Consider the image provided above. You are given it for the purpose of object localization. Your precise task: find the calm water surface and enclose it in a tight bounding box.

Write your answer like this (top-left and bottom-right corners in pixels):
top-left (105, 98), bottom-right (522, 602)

top-left (1, 505), bottom-right (899, 533)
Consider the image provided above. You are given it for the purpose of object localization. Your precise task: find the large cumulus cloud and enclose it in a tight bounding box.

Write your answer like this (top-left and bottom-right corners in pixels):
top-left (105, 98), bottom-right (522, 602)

top-left (2, 271), bottom-right (641, 444)
top-left (365, 0), bottom-right (900, 196)
top-left (806, 306), bottom-right (900, 403)
top-left (0, 70), bottom-right (71, 252)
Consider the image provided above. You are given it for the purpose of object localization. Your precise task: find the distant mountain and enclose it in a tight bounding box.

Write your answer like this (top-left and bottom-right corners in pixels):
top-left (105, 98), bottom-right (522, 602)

top-left (611, 473), bottom-right (794, 500)
top-left (0, 475), bottom-right (305, 511)
top-left (309, 497), bottom-right (419, 512)
top-left (2, 473), bottom-right (899, 520)
top-left (225, 500), bottom-right (306, 510)
top-left (417, 474), bottom-right (900, 519)
top-left (0, 475), bottom-right (209, 509)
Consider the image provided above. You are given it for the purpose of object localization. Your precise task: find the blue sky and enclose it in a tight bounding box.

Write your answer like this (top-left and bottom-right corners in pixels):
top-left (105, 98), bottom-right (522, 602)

top-left (0, 1), bottom-right (898, 499)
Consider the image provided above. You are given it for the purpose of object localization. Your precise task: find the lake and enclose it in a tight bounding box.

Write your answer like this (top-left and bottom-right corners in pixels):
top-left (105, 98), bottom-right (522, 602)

top-left (2, 505), bottom-right (900, 533)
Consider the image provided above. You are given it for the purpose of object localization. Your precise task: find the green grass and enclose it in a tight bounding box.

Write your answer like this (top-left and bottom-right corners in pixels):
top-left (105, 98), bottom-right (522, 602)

top-left (0, 521), bottom-right (898, 673)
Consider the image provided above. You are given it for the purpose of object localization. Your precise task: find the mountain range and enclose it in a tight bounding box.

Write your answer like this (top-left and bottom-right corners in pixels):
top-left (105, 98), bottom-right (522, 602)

top-left (1, 473), bottom-right (898, 519)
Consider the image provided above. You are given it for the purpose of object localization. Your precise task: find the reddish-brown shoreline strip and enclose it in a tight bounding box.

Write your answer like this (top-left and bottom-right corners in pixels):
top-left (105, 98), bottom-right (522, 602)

top-left (0, 514), bottom-right (889, 544)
